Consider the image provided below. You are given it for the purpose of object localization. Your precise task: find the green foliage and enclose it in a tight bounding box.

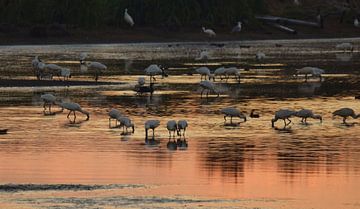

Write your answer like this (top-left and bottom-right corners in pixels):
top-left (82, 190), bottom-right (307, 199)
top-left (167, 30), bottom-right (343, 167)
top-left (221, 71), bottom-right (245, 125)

top-left (0, 0), bottom-right (266, 28)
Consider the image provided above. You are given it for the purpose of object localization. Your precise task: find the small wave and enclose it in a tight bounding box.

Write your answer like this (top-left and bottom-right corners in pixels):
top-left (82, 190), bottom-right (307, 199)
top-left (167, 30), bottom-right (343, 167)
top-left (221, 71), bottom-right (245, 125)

top-left (0, 184), bottom-right (144, 192)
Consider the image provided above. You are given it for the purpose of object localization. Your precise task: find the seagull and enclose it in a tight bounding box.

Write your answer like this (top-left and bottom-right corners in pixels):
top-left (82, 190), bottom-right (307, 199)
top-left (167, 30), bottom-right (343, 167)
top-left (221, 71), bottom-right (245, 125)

top-left (332, 108), bottom-right (360, 124)
top-left (196, 67), bottom-right (214, 81)
top-left (199, 80), bottom-right (219, 98)
top-left (295, 109), bottom-right (322, 124)
top-left (59, 102), bottom-right (90, 122)
top-left (221, 107), bottom-right (247, 124)
top-left (108, 109), bottom-right (122, 128)
top-left (177, 120), bottom-right (188, 137)
top-left (271, 109), bottom-right (297, 127)
top-left (167, 120), bottom-right (178, 138)
top-left (145, 120), bottom-right (160, 139)
top-left (232, 21), bottom-right (242, 33)
top-left (124, 8), bottom-right (134, 27)
top-left (202, 27), bottom-right (216, 37)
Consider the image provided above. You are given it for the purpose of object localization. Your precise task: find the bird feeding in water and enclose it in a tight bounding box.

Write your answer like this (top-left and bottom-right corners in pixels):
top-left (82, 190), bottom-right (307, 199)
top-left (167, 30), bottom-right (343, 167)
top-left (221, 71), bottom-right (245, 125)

top-left (118, 116), bottom-right (135, 134)
top-left (145, 120), bottom-right (160, 139)
top-left (221, 107), bottom-right (247, 124)
top-left (271, 109), bottom-right (297, 127)
top-left (177, 120), bottom-right (188, 138)
top-left (332, 108), bottom-right (360, 124)
top-left (144, 64), bottom-right (167, 83)
top-left (199, 80), bottom-right (219, 98)
top-left (81, 61), bottom-right (107, 81)
top-left (108, 108), bottom-right (122, 128)
top-left (295, 109), bottom-right (322, 124)
top-left (167, 120), bottom-right (178, 138)
top-left (59, 102), bottom-right (90, 123)
top-left (40, 93), bottom-right (63, 115)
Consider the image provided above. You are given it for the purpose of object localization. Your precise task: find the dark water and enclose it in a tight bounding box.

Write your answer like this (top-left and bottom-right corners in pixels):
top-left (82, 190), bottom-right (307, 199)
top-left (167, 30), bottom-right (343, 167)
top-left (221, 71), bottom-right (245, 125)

top-left (0, 38), bottom-right (360, 208)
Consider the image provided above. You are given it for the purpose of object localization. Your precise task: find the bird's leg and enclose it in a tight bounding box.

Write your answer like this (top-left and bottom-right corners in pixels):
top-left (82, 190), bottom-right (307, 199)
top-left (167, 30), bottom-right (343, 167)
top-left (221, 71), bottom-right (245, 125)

top-left (343, 117), bottom-right (347, 124)
top-left (109, 118), bottom-right (111, 128)
top-left (49, 104), bottom-right (52, 114)
top-left (43, 103), bottom-right (47, 111)
top-left (301, 118), bottom-right (304, 123)
top-left (183, 129), bottom-right (186, 139)
top-left (224, 115), bottom-right (227, 122)
top-left (73, 111), bottom-right (76, 121)
top-left (67, 111), bottom-right (71, 118)
top-left (152, 128), bottom-right (155, 139)
top-left (230, 116), bottom-right (233, 124)
top-left (305, 74), bottom-right (308, 82)
top-left (305, 118), bottom-right (308, 124)
top-left (287, 118), bottom-right (292, 125)
top-left (283, 119), bottom-right (287, 127)
top-left (169, 131), bottom-right (171, 138)
top-left (201, 89), bottom-right (204, 98)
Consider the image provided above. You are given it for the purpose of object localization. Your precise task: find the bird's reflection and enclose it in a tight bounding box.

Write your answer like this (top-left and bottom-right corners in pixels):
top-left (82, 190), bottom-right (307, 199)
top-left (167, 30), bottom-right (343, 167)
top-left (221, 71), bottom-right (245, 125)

top-left (274, 126), bottom-right (294, 133)
top-left (167, 139), bottom-right (177, 150)
top-left (336, 53), bottom-right (353, 62)
top-left (145, 137), bottom-right (160, 146)
top-left (177, 138), bottom-right (188, 150)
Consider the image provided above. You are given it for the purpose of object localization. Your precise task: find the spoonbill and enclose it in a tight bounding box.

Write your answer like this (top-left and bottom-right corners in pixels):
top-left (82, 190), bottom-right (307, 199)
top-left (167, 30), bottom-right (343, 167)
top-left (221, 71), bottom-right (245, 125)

top-left (332, 108), bottom-right (360, 124)
top-left (221, 107), bottom-right (246, 124)
top-left (271, 109), bottom-right (297, 127)
top-left (41, 93), bottom-right (62, 114)
top-left (145, 120), bottom-right (160, 139)
top-left (202, 27), bottom-right (216, 37)
top-left (59, 102), bottom-right (90, 122)
top-left (256, 52), bottom-right (266, 61)
top-left (82, 61), bottom-right (107, 81)
top-left (177, 120), bottom-right (188, 137)
top-left (296, 109), bottom-right (322, 124)
top-left (199, 80), bottom-right (219, 97)
top-left (167, 120), bottom-right (178, 138)
top-left (108, 109), bottom-right (122, 128)
top-left (224, 67), bottom-right (241, 82)
top-left (196, 67), bottom-right (214, 81)
top-left (79, 52), bottom-right (88, 64)
top-left (124, 8), bottom-right (134, 26)
top-left (144, 64), bottom-right (167, 83)
top-left (214, 67), bottom-right (226, 81)
top-left (232, 21), bottom-right (242, 33)
top-left (118, 116), bottom-right (135, 134)
top-left (295, 67), bottom-right (325, 81)
top-left (336, 43), bottom-right (354, 52)
top-left (354, 18), bottom-right (359, 27)
top-left (195, 51), bottom-right (210, 60)
top-left (60, 68), bottom-right (71, 81)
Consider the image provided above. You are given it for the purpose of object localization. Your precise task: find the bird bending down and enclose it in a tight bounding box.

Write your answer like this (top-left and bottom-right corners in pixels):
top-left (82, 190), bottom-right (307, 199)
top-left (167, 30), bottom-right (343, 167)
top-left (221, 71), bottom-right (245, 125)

top-left (59, 102), bottom-right (90, 122)
top-left (145, 120), bottom-right (160, 139)
top-left (177, 120), bottom-right (188, 137)
top-left (81, 61), bottom-right (107, 81)
top-left (108, 108), bottom-right (122, 128)
top-left (214, 67), bottom-right (226, 81)
top-left (232, 21), bottom-right (242, 33)
top-left (295, 67), bottom-right (325, 81)
top-left (224, 67), bottom-right (241, 83)
top-left (332, 108), bottom-right (360, 124)
top-left (202, 27), bottom-right (216, 37)
top-left (199, 80), bottom-right (219, 98)
top-left (167, 120), bottom-right (178, 138)
top-left (221, 107), bottom-right (246, 124)
top-left (336, 43), bottom-right (354, 52)
top-left (124, 8), bottom-right (134, 27)
top-left (271, 109), bottom-right (297, 127)
top-left (195, 51), bottom-right (210, 61)
top-left (41, 93), bottom-right (62, 114)
top-left (118, 116), bottom-right (135, 134)
top-left (196, 67), bottom-right (214, 81)
top-left (256, 52), bottom-right (266, 61)
top-left (295, 109), bottom-right (322, 124)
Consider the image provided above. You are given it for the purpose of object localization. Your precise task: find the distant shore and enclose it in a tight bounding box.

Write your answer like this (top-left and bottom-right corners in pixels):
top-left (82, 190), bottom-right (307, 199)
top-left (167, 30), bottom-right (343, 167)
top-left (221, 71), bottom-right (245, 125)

top-left (0, 23), bottom-right (360, 45)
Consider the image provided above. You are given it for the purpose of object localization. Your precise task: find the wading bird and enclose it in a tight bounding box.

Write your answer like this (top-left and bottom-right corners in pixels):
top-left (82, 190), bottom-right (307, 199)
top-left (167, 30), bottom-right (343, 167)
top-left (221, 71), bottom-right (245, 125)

top-left (336, 43), bottom-right (354, 52)
top-left (214, 67), bottom-right (226, 81)
top-left (124, 8), bottom-right (134, 27)
top-left (296, 109), bottom-right (322, 124)
top-left (332, 108), bottom-right (360, 124)
top-left (232, 21), bottom-right (242, 33)
top-left (60, 102), bottom-right (90, 122)
top-left (256, 52), bottom-right (266, 61)
top-left (196, 67), bottom-right (214, 81)
top-left (295, 67), bottom-right (325, 81)
top-left (271, 109), bottom-right (297, 127)
top-left (41, 93), bottom-right (62, 114)
top-left (167, 120), bottom-right (178, 138)
top-left (118, 116), bottom-right (135, 134)
top-left (221, 107), bottom-right (247, 124)
top-left (108, 109), bottom-right (122, 128)
top-left (81, 61), bottom-right (107, 81)
top-left (199, 80), bottom-right (219, 98)
top-left (177, 120), bottom-right (188, 137)
top-left (202, 27), bottom-right (216, 37)
top-left (145, 120), bottom-right (160, 139)
top-left (144, 64), bottom-right (167, 83)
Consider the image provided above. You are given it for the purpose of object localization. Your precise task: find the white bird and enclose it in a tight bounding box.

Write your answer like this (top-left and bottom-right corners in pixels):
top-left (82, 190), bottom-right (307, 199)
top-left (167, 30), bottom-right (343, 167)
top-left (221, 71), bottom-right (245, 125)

top-left (124, 8), bottom-right (134, 27)
top-left (232, 21), bottom-right (242, 33)
top-left (167, 120), bottom-right (178, 138)
top-left (144, 64), bottom-right (166, 83)
top-left (145, 120), bottom-right (160, 139)
top-left (224, 67), bottom-right (241, 82)
top-left (82, 61), bottom-right (107, 81)
top-left (41, 93), bottom-right (61, 113)
top-left (336, 43), bottom-right (354, 52)
top-left (195, 51), bottom-right (210, 60)
top-left (199, 80), bottom-right (219, 97)
top-left (59, 102), bottom-right (90, 122)
top-left (271, 109), bottom-right (297, 127)
top-left (108, 109), bottom-right (122, 128)
top-left (202, 27), bottom-right (216, 37)
top-left (118, 116), bottom-right (135, 133)
top-left (294, 0), bottom-right (300, 5)
top-left (79, 52), bottom-right (88, 64)
top-left (137, 77), bottom-right (146, 86)
top-left (295, 67), bottom-right (325, 81)
top-left (214, 67), bottom-right (226, 81)
top-left (32, 56), bottom-right (44, 80)
top-left (177, 120), bottom-right (188, 137)
top-left (32, 56), bottom-right (41, 68)
top-left (196, 67), bottom-right (214, 81)
top-left (256, 52), bottom-right (266, 61)
top-left (296, 109), bottom-right (322, 124)
top-left (221, 107), bottom-right (246, 124)
top-left (60, 68), bottom-right (71, 81)
top-left (44, 64), bottom-right (63, 79)
top-left (354, 18), bottom-right (359, 27)
top-left (333, 108), bottom-right (360, 124)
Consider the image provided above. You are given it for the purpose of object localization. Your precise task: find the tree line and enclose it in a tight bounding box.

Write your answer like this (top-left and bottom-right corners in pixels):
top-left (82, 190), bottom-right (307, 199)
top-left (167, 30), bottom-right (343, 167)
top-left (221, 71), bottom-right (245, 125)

top-left (0, 0), bottom-right (266, 29)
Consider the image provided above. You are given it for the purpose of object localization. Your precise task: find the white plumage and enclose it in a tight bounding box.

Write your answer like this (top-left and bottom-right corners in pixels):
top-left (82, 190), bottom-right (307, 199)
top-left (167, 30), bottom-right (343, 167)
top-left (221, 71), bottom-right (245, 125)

top-left (295, 67), bottom-right (325, 81)
top-left (118, 116), bottom-right (135, 133)
top-left (40, 93), bottom-right (60, 113)
top-left (59, 102), bottom-right (90, 121)
top-left (60, 68), bottom-right (71, 80)
top-left (145, 120), bottom-right (160, 138)
top-left (256, 52), bottom-right (266, 60)
top-left (167, 120), bottom-right (178, 138)
top-left (199, 80), bottom-right (219, 97)
top-left (296, 109), bottom-right (322, 123)
top-left (108, 109), bottom-right (122, 128)
top-left (214, 67), bottom-right (226, 81)
top-left (82, 61), bottom-right (107, 81)
top-left (232, 21), bottom-right (242, 33)
top-left (145, 64), bottom-right (164, 83)
top-left (177, 120), bottom-right (188, 137)
top-left (333, 108), bottom-right (360, 124)
top-left (124, 8), bottom-right (134, 27)
top-left (224, 67), bottom-right (241, 82)
top-left (221, 107), bottom-right (246, 123)
top-left (354, 18), bottom-right (359, 27)
top-left (271, 109), bottom-right (296, 127)
top-left (196, 67), bottom-right (213, 81)
top-left (195, 51), bottom-right (210, 60)
top-left (79, 52), bottom-right (88, 63)
top-left (202, 27), bottom-right (216, 37)
top-left (336, 43), bottom-right (354, 52)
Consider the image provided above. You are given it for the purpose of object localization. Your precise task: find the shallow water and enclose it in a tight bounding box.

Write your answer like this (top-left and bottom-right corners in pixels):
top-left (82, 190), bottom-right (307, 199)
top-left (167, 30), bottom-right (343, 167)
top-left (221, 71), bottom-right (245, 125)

top-left (0, 38), bottom-right (360, 209)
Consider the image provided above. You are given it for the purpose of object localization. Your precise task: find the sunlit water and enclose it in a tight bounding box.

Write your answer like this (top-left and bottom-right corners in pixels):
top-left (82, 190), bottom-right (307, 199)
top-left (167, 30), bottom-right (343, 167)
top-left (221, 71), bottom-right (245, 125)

top-left (0, 38), bottom-right (360, 209)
